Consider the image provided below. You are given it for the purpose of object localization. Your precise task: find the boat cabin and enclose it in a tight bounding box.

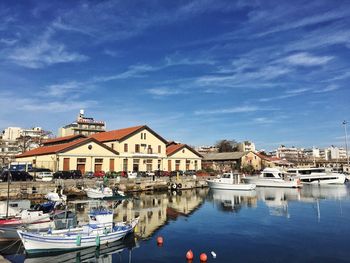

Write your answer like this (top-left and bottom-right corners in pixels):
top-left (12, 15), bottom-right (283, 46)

top-left (260, 168), bottom-right (286, 179)
top-left (217, 173), bottom-right (241, 184)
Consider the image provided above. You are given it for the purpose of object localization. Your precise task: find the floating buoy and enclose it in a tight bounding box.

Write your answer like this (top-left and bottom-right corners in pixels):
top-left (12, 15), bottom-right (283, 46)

top-left (211, 251), bottom-right (216, 258)
top-left (200, 253), bottom-right (208, 262)
top-left (186, 250), bottom-right (194, 260)
top-left (157, 236), bottom-right (164, 245)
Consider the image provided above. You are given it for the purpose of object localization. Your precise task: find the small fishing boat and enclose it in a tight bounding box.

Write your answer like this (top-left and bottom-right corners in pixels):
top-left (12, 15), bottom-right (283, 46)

top-left (0, 202), bottom-right (58, 241)
top-left (45, 188), bottom-right (67, 203)
top-left (17, 207), bottom-right (139, 254)
top-left (242, 168), bottom-right (302, 188)
top-left (207, 173), bottom-right (256, 190)
top-left (85, 182), bottom-right (125, 199)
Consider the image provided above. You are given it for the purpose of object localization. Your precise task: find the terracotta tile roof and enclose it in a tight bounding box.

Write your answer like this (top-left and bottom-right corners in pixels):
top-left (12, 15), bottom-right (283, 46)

top-left (90, 125), bottom-right (146, 142)
top-left (17, 138), bottom-right (91, 158)
top-left (42, 134), bottom-right (86, 145)
top-left (166, 143), bottom-right (202, 158)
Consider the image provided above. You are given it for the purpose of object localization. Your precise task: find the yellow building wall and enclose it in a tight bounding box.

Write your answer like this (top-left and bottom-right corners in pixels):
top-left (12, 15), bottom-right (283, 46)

top-left (16, 154), bottom-right (57, 171)
top-left (57, 141), bottom-right (118, 172)
top-left (167, 147), bottom-right (202, 171)
top-left (103, 128), bottom-right (167, 172)
top-left (241, 152), bottom-right (262, 170)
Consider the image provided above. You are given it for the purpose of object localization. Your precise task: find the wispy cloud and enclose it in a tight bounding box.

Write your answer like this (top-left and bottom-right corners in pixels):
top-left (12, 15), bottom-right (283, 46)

top-left (285, 52), bottom-right (334, 66)
top-left (146, 87), bottom-right (187, 96)
top-left (6, 29), bottom-right (88, 68)
top-left (194, 106), bottom-right (260, 115)
top-left (313, 85), bottom-right (339, 93)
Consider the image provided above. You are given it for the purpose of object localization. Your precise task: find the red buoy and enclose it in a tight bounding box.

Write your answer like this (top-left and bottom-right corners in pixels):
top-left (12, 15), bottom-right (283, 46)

top-left (157, 236), bottom-right (163, 245)
top-left (200, 253), bottom-right (208, 262)
top-left (186, 250), bottom-right (194, 260)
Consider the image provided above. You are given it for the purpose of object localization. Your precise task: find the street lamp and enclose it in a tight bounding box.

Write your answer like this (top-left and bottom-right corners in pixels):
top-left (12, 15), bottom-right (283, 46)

top-left (342, 120), bottom-right (349, 166)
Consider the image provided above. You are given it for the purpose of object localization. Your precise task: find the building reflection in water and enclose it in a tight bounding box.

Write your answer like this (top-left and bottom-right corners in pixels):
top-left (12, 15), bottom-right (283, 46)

top-left (71, 188), bottom-right (209, 240)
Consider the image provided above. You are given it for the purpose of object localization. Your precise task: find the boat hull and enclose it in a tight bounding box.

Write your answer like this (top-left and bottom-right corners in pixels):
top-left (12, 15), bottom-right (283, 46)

top-left (85, 189), bottom-right (113, 199)
top-left (297, 174), bottom-right (346, 185)
top-left (207, 180), bottom-right (256, 190)
top-left (18, 218), bottom-right (139, 254)
top-left (243, 177), bottom-right (301, 188)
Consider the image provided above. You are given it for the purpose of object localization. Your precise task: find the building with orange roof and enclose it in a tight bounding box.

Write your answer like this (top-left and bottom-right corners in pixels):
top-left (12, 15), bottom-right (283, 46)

top-left (15, 124), bottom-right (202, 174)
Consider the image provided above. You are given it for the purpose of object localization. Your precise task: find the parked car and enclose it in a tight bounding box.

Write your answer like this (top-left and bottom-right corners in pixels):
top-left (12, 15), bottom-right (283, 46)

top-left (28, 168), bottom-right (52, 176)
top-left (0, 171), bottom-right (33, 182)
top-left (93, 171), bottom-right (106, 177)
top-left (36, 171), bottom-right (53, 182)
top-left (106, 171), bottom-right (118, 178)
top-left (184, 170), bottom-right (196, 176)
top-left (53, 170), bottom-right (82, 179)
top-left (84, 171), bottom-right (94, 178)
top-left (137, 171), bottom-right (148, 177)
top-left (155, 170), bottom-right (169, 177)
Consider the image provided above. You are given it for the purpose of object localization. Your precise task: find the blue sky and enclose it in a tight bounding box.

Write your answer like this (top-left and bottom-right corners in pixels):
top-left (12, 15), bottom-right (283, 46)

top-left (0, 0), bottom-right (349, 150)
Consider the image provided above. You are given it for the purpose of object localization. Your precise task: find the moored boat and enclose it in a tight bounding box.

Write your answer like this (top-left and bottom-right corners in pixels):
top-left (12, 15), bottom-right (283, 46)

top-left (242, 168), bottom-right (301, 188)
top-left (17, 207), bottom-right (139, 254)
top-left (286, 167), bottom-right (346, 185)
top-left (207, 173), bottom-right (256, 190)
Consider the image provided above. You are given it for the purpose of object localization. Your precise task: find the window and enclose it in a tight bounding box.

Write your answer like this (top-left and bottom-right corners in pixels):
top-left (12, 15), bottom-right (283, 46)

top-left (111, 143), bottom-right (114, 150)
top-left (148, 146), bottom-right (153, 154)
top-left (95, 158), bottom-right (103, 163)
top-left (144, 133), bottom-right (146, 139)
top-left (124, 143), bottom-right (128, 152)
top-left (123, 159), bottom-right (128, 172)
top-left (158, 145), bottom-right (161, 153)
top-left (141, 133), bottom-right (143, 139)
top-left (135, 144), bottom-right (140, 153)
top-left (77, 158), bottom-right (86, 163)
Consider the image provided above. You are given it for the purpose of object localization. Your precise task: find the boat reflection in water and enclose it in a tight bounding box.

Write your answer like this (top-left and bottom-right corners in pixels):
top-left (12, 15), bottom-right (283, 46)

top-left (209, 189), bottom-right (258, 212)
top-left (209, 185), bottom-right (349, 218)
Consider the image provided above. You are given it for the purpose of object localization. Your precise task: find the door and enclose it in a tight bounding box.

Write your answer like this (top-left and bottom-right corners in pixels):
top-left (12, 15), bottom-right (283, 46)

top-left (77, 164), bottom-right (85, 174)
top-left (109, 159), bottom-right (115, 172)
top-left (95, 164), bottom-right (102, 172)
top-left (168, 160), bottom-right (172, 172)
top-left (63, 158), bottom-right (70, 171)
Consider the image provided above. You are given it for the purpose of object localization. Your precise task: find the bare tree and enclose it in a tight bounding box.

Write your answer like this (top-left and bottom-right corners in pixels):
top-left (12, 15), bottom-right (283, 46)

top-left (215, 139), bottom-right (238, 152)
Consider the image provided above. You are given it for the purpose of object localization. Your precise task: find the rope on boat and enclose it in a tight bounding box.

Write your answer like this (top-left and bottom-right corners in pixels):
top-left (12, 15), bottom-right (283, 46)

top-left (0, 239), bottom-right (21, 252)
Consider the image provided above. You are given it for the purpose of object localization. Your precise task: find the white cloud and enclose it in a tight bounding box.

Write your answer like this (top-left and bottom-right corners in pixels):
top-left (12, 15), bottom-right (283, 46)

top-left (7, 29), bottom-right (88, 68)
top-left (313, 85), bottom-right (339, 93)
top-left (147, 87), bottom-right (186, 96)
top-left (194, 106), bottom-right (259, 115)
top-left (285, 52), bottom-right (334, 66)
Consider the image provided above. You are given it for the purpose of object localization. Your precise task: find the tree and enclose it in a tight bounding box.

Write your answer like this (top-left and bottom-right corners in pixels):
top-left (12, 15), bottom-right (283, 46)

top-left (215, 139), bottom-right (238, 152)
top-left (241, 164), bottom-right (255, 174)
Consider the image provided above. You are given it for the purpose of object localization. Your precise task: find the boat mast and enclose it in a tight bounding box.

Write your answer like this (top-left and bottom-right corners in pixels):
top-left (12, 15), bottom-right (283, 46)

top-left (6, 170), bottom-right (11, 218)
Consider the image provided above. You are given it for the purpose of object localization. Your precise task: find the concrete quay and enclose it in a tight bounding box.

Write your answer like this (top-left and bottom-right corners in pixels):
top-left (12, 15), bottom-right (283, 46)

top-left (0, 176), bottom-right (209, 200)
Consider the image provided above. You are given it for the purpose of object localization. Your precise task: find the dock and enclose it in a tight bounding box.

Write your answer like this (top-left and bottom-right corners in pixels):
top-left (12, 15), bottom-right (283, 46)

top-left (0, 176), bottom-right (209, 200)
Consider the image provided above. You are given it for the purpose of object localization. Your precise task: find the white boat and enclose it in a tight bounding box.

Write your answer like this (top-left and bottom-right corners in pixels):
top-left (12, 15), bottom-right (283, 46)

top-left (207, 173), bottom-right (256, 190)
top-left (17, 208), bottom-right (139, 254)
top-left (0, 202), bottom-right (58, 241)
top-left (45, 188), bottom-right (67, 203)
top-left (85, 184), bottom-right (114, 199)
top-left (286, 167), bottom-right (346, 185)
top-left (242, 168), bottom-right (301, 188)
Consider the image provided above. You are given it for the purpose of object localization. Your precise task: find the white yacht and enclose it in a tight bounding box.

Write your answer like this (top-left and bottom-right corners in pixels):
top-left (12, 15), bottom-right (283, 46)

top-left (206, 173), bottom-right (256, 190)
top-left (286, 167), bottom-right (346, 185)
top-left (242, 168), bottom-right (301, 188)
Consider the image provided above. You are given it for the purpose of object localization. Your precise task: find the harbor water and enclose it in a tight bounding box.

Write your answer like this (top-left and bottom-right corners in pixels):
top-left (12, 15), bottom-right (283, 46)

top-left (2, 184), bottom-right (350, 262)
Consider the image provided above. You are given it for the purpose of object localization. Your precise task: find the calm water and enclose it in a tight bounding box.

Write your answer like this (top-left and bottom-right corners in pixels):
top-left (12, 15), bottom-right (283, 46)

top-left (2, 184), bottom-right (350, 263)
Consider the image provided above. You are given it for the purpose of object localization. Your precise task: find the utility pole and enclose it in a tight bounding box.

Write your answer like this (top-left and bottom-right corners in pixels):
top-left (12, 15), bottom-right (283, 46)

top-left (343, 120), bottom-right (349, 166)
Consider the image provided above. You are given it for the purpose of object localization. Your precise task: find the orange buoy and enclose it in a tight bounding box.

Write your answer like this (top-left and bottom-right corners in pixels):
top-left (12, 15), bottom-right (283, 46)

top-left (200, 253), bottom-right (208, 262)
top-left (186, 250), bottom-right (194, 260)
top-left (157, 236), bottom-right (164, 245)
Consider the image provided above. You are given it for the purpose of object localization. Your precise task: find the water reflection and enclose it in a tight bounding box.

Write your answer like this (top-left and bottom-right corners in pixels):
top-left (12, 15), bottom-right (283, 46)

top-left (209, 185), bottom-right (350, 219)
